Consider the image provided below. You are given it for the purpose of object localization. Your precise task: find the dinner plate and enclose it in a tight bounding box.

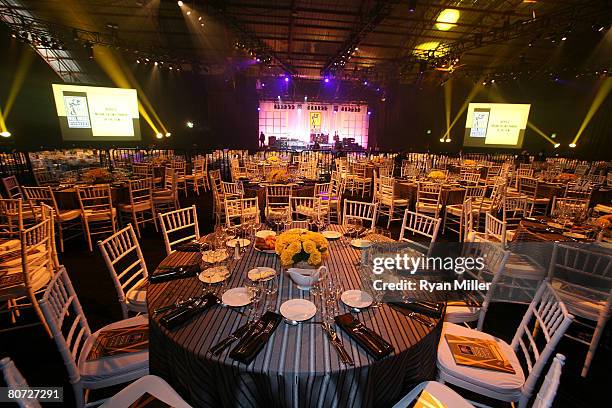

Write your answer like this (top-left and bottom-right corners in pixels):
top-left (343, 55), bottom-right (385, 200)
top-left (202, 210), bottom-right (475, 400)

top-left (226, 238), bottom-right (251, 248)
top-left (255, 230), bottom-right (276, 239)
top-left (322, 230), bottom-right (342, 240)
top-left (198, 266), bottom-right (230, 284)
top-left (248, 267), bottom-right (277, 282)
top-left (547, 222), bottom-right (564, 229)
top-left (201, 249), bottom-right (228, 263)
top-left (222, 287), bottom-right (252, 307)
top-left (351, 238), bottom-right (373, 249)
top-left (341, 290), bottom-right (374, 309)
top-left (280, 299), bottom-right (317, 322)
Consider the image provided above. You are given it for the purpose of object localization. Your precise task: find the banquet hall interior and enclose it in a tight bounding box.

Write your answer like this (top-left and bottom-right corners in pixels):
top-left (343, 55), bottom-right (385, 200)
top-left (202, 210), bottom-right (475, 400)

top-left (1, 0), bottom-right (611, 407)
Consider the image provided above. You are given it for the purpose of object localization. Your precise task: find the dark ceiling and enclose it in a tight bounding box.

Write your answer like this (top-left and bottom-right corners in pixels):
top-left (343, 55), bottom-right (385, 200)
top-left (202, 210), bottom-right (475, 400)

top-left (2, 0), bottom-right (611, 83)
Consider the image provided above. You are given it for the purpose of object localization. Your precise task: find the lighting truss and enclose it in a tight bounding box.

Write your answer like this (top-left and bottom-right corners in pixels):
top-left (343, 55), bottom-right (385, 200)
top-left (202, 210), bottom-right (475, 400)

top-left (204, 0), bottom-right (296, 75)
top-left (397, 1), bottom-right (612, 78)
top-left (0, 0), bottom-right (94, 83)
top-left (321, 0), bottom-right (400, 77)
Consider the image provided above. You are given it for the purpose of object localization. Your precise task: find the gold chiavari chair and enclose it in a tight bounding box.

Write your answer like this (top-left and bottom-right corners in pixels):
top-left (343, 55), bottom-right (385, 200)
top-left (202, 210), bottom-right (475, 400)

top-left (376, 176), bottom-right (409, 228)
top-left (153, 168), bottom-right (179, 213)
top-left (76, 184), bottom-right (117, 251)
top-left (2, 176), bottom-right (23, 199)
top-left (23, 186), bottom-right (81, 252)
top-left (416, 182), bottom-right (443, 218)
top-left (119, 178), bottom-right (157, 237)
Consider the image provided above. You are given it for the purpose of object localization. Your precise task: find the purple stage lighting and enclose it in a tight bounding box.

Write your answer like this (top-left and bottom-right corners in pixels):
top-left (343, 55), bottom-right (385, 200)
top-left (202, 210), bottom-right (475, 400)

top-left (324, 77), bottom-right (330, 83)
top-left (284, 76), bottom-right (289, 82)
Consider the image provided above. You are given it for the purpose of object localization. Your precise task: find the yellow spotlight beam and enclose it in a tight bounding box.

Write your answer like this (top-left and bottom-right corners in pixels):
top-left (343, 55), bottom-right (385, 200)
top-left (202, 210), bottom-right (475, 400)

top-left (0, 106), bottom-right (7, 132)
top-left (442, 77), bottom-right (484, 139)
top-left (527, 122), bottom-right (556, 145)
top-left (94, 46), bottom-right (164, 134)
top-left (2, 48), bottom-right (35, 120)
top-left (488, 86), bottom-right (556, 146)
top-left (572, 77), bottom-right (612, 144)
top-left (443, 77), bottom-right (452, 138)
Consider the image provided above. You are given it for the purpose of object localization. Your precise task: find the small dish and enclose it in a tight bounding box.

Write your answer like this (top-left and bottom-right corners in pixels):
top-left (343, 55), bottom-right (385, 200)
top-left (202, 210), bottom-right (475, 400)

top-left (280, 299), bottom-right (317, 322)
top-left (248, 267), bottom-right (277, 282)
top-left (221, 287), bottom-right (252, 307)
top-left (201, 250), bottom-right (228, 263)
top-left (351, 238), bottom-right (373, 249)
top-left (341, 290), bottom-right (373, 309)
top-left (226, 238), bottom-right (251, 248)
top-left (198, 266), bottom-right (230, 284)
top-left (255, 230), bottom-right (276, 239)
top-left (322, 230), bottom-right (342, 240)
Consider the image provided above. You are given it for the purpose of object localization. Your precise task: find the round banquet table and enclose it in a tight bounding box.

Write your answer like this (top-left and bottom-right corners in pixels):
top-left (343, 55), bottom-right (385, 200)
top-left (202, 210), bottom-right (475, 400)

top-left (147, 224), bottom-right (443, 408)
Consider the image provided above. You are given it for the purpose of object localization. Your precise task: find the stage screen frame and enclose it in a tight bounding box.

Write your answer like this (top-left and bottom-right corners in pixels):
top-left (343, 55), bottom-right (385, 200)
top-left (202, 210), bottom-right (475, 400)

top-left (463, 103), bottom-right (531, 149)
top-left (52, 84), bottom-right (141, 141)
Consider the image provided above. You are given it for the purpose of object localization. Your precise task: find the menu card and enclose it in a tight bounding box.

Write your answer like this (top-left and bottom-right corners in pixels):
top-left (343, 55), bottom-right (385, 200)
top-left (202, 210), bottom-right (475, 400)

top-left (87, 324), bottom-right (148, 361)
top-left (445, 334), bottom-right (515, 374)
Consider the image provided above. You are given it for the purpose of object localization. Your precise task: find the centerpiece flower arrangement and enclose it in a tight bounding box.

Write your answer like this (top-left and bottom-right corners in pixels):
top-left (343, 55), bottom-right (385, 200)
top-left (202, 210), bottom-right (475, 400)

top-left (427, 170), bottom-right (446, 181)
top-left (595, 215), bottom-right (611, 229)
top-left (267, 155), bottom-right (281, 165)
top-left (83, 167), bottom-right (111, 184)
top-left (370, 156), bottom-right (385, 165)
top-left (463, 159), bottom-right (477, 166)
top-left (267, 169), bottom-right (290, 183)
top-left (151, 156), bottom-right (170, 166)
top-left (557, 173), bottom-right (578, 182)
top-left (275, 229), bottom-right (328, 267)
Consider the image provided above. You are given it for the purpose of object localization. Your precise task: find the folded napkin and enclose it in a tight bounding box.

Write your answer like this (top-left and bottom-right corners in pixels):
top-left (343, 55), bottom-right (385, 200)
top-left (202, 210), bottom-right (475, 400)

top-left (230, 311), bottom-right (282, 364)
top-left (175, 242), bottom-right (202, 252)
top-left (388, 301), bottom-right (444, 319)
top-left (334, 313), bottom-right (394, 359)
top-left (149, 263), bottom-right (200, 283)
top-left (159, 293), bottom-right (219, 330)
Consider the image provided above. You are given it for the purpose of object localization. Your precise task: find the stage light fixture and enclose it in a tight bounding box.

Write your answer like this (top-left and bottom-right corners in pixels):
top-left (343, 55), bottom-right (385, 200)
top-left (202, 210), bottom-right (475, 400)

top-left (165, 132), bottom-right (172, 137)
top-left (367, 111), bottom-right (371, 115)
top-left (408, 0), bottom-right (417, 12)
top-left (551, 133), bottom-right (556, 138)
top-left (186, 11), bottom-right (191, 15)
top-left (439, 138), bottom-right (445, 142)
top-left (561, 36), bottom-right (567, 41)
top-left (186, 121), bottom-right (194, 128)
top-left (554, 143), bottom-right (560, 148)
top-left (155, 132), bottom-right (163, 139)
top-left (445, 138), bottom-right (451, 142)
top-left (569, 143), bottom-right (576, 148)
top-left (177, 1), bottom-right (183, 6)
top-left (284, 76), bottom-right (289, 82)
top-left (0, 131), bottom-right (11, 138)
top-left (324, 77), bottom-right (330, 83)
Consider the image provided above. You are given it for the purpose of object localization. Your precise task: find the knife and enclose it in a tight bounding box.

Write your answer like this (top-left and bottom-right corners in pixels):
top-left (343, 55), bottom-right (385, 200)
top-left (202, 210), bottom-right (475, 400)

top-left (323, 323), bottom-right (354, 365)
top-left (209, 322), bottom-right (252, 355)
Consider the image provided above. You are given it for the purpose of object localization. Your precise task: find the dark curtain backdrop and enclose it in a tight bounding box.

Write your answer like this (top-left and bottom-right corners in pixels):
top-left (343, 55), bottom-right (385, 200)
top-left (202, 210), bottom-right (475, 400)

top-left (1, 24), bottom-right (610, 159)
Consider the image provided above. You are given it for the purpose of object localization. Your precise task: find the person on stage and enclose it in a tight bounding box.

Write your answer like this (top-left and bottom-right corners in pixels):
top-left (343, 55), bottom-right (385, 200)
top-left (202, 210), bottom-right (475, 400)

top-left (259, 131), bottom-right (266, 148)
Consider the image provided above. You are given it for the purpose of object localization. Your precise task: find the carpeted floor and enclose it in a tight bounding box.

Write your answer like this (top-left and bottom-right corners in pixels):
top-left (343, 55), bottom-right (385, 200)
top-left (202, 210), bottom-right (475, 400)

top-left (1, 190), bottom-right (608, 407)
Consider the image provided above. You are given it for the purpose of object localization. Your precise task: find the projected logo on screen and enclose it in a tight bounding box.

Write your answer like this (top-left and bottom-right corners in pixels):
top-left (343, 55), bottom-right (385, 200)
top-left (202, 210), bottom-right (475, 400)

top-left (463, 103), bottom-right (530, 148)
top-left (64, 95), bottom-right (91, 128)
top-left (52, 84), bottom-right (141, 141)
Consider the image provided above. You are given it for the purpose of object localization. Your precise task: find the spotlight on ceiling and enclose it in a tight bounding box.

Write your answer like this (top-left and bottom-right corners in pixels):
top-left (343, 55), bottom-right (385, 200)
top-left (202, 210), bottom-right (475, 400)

top-left (436, 9), bottom-right (460, 31)
top-left (186, 121), bottom-right (194, 128)
top-left (0, 131), bottom-right (12, 138)
top-left (569, 143), bottom-right (576, 148)
top-left (439, 138), bottom-right (445, 142)
top-left (561, 36), bottom-right (567, 41)
top-left (186, 10), bottom-right (191, 16)
top-left (155, 132), bottom-right (163, 139)
top-left (554, 143), bottom-right (560, 148)
top-left (408, 0), bottom-right (417, 12)
top-left (165, 132), bottom-right (172, 138)
top-left (177, 1), bottom-right (183, 6)
top-left (445, 138), bottom-right (451, 143)
top-left (324, 77), bottom-right (330, 83)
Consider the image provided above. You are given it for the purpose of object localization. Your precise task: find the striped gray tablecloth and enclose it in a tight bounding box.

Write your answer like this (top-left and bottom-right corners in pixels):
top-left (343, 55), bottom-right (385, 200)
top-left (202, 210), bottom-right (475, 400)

top-left (148, 225), bottom-right (442, 408)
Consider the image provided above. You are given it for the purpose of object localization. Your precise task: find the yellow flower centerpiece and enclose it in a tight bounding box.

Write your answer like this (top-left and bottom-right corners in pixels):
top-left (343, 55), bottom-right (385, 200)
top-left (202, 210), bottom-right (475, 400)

top-left (427, 170), bottom-right (446, 181)
top-left (267, 155), bottom-right (281, 165)
top-left (267, 169), bottom-right (290, 183)
top-left (557, 173), bottom-right (578, 182)
top-left (463, 159), bottom-right (476, 166)
top-left (275, 228), bottom-right (328, 267)
top-left (595, 215), bottom-right (611, 229)
top-left (83, 167), bottom-right (111, 183)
